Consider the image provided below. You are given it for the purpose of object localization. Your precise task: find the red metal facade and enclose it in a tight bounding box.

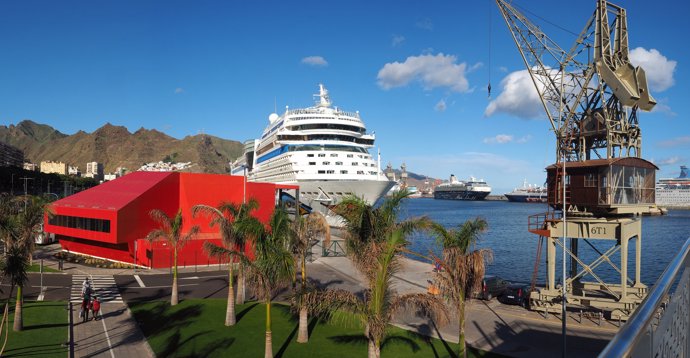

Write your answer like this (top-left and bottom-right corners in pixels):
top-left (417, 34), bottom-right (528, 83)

top-left (45, 171), bottom-right (296, 268)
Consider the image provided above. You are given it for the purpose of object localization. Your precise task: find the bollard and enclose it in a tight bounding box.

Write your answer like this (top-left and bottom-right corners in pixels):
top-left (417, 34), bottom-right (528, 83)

top-left (543, 308), bottom-right (548, 319)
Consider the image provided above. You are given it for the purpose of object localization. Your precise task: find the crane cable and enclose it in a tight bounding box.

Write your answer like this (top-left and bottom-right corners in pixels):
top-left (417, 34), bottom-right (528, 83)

top-left (487, 0), bottom-right (492, 99)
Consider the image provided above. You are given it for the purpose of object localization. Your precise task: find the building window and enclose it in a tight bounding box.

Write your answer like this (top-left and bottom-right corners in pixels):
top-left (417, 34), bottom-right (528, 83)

top-left (318, 170), bottom-right (326, 174)
top-left (309, 162), bottom-right (316, 165)
top-left (352, 162), bottom-right (358, 166)
top-left (330, 153), bottom-right (338, 157)
top-left (584, 173), bottom-right (597, 187)
top-left (307, 154), bottom-right (314, 157)
top-left (48, 215), bottom-right (111, 233)
top-left (327, 170), bottom-right (335, 174)
top-left (322, 161), bottom-right (330, 165)
top-left (335, 161), bottom-right (343, 165)
top-left (318, 153), bottom-right (326, 157)
top-left (340, 170), bottom-right (348, 174)
top-left (347, 154), bottom-right (353, 158)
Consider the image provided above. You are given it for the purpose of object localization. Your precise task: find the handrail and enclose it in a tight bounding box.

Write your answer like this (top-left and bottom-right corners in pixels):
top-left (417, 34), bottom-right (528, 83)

top-left (598, 237), bottom-right (690, 357)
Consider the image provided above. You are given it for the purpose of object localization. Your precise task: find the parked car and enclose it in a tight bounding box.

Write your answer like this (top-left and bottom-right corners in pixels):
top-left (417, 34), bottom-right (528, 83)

top-left (475, 275), bottom-right (510, 300)
top-left (498, 283), bottom-right (531, 308)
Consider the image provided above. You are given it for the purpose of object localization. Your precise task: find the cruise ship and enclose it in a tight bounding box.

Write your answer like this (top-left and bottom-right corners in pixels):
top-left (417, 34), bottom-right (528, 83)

top-left (433, 174), bottom-right (491, 200)
top-left (504, 179), bottom-right (547, 203)
top-left (656, 165), bottom-right (690, 208)
top-left (231, 84), bottom-right (395, 215)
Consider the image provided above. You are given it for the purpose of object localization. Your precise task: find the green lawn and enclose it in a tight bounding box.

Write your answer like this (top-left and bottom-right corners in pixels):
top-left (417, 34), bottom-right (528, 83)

top-left (2, 301), bottom-right (68, 357)
top-left (130, 299), bottom-right (497, 358)
top-left (28, 263), bottom-right (60, 273)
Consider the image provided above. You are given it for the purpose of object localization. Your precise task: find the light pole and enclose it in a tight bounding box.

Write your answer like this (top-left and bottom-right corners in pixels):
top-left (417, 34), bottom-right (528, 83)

top-left (19, 177), bottom-right (34, 210)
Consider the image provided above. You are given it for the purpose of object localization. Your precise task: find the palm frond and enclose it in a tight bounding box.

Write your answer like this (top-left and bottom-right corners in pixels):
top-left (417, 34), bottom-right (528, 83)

top-left (389, 292), bottom-right (449, 326)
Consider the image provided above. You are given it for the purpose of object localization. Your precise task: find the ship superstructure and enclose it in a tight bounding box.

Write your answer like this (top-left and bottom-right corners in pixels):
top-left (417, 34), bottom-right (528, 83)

top-left (433, 174), bottom-right (491, 200)
top-left (231, 84), bottom-right (394, 214)
top-left (656, 165), bottom-right (690, 207)
top-left (504, 179), bottom-right (547, 203)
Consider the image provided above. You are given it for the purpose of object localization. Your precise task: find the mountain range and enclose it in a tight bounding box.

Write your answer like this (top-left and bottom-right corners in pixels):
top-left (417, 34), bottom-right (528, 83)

top-left (0, 120), bottom-right (243, 174)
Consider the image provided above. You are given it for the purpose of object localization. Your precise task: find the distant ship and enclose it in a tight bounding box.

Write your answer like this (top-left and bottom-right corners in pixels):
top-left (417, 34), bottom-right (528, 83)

top-left (656, 165), bottom-right (690, 207)
top-left (504, 179), bottom-right (548, 203)
top-left (230, 84), bottom-right (395, 215)
top-left (433, 174), bottom-right (491, 200)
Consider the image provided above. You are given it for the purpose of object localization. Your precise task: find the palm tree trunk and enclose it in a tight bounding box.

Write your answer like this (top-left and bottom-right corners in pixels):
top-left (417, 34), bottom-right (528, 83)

top-left (297, 306), bottom-right (309, 343)
top-left (225, 265), bottom-right (236, 326)
top-left (368, 339), bottom-right (380, 358)
top-left (458, 291), bottom-right (467, 358)
top-left (0, 283), bottom-right (15, 356)
top-left (265, 299), bottom-right (273, 358)
top-left (171, 249), bottom-right (179, 306)
top-left (236, 264), bottom-right (245, 305)
top-left (13, 286), bottom-right (22, 331)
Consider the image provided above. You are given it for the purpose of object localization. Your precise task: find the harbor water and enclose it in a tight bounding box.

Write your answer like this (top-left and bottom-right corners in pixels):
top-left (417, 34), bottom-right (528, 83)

top-left (399, 198), bottom-right (690, 286)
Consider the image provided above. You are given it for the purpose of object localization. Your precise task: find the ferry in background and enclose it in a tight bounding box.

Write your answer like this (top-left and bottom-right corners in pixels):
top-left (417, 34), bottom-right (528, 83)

top-left (504, 179), bottom-right (548, 203)
top-left (656, 165), bottom-right (690, 208)
top-left (433, 174), bottom-right (491, 200)
top-left (230, 84), bottom-right (394, 216)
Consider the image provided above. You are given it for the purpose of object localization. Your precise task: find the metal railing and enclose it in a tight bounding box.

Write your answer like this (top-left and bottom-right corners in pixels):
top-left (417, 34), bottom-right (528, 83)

top-left (599, 237), bottom-right (690, 357)
top-left (322, 239), bottom-right (347, 257)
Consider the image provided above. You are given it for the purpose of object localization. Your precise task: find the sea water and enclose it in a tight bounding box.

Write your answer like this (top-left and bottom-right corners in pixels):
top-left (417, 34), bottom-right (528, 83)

top-left (399, 198), bottom-right (690, 286)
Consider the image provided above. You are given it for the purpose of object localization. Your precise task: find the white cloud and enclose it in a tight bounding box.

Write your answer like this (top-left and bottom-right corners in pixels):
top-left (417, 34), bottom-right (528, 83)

top-left (516, 134), bottom-right (532, 144)
top-left (629, 47), bottom-right (676, 92)
top-left (485, 69), bottom-right (543, 119)
top-left (434, 99), bottom-right (447, 112)
top-left (468, 62), bottom-right (483, 73)
top-left (392, 35), bottom-right (405, 47)
top-left (301, 56), bottom-right (328, 67)
top-left (174, 88), bottom-right (184, 94)
top-left (655, 156), bottom-right (681, 166)
top-left (651, 97), bottom-right (676, 116)
top-left (483, 134), bottom-right (513, 144)
top-left (377, 53), bottom-right (471, 92)
top-left (499, 66), bottom-right (508, 73)
top-left (658, 136), bottom-right (690, 148)
top-left (416, 18), bottom-right (433, 31)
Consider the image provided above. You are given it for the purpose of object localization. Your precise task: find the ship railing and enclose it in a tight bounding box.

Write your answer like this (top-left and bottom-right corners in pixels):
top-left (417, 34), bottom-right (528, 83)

top-left (599, 237), bottom-right (690, 357)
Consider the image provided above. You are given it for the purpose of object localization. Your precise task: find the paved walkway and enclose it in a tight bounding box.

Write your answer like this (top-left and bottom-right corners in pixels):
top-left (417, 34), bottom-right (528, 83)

top-left (72, 302), bottom-right (154, 358)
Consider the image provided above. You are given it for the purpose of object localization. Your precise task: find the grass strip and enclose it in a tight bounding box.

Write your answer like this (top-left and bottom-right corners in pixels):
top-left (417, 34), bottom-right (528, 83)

top-left (130, 299), bottom-right (499, 358)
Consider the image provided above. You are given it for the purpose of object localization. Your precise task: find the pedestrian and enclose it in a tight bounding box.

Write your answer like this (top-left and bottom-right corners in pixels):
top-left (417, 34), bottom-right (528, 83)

top-left (58, 258), bottom-right (63, 271)
top-left (91, 296), bottom-right (101, 321)
top-left (81, 278), bottom-right (92, 322)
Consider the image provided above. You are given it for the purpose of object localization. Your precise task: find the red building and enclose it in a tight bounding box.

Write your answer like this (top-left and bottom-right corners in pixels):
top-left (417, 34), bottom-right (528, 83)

top-left (44, 171), bottom-right (297, 268)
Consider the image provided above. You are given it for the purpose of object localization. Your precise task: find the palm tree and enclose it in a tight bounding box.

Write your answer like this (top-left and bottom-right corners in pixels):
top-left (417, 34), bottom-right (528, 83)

top-left (429, 218), bottom-right (491, 358)
top-left (0, 246), bottom-right (28, 355)
top-left (247, 207), bottom-right (295, 358)
top-left (314, 190), bottom-right (448, 358)
top-left (146, 208), bottom-right (199, 306)
top-left (192, 199), bottom-right (262, 326)
top-left (0, 195), bottom-right (49, 331)
top-left (290, 211), bottom-right (330, 343)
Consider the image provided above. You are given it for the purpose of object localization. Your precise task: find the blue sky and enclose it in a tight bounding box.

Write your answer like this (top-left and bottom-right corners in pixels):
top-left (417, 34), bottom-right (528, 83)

top-left (1, 0), bottom-right (687, 193)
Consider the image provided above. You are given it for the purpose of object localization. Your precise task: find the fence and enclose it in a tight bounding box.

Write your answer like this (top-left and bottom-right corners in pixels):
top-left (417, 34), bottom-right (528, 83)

top-left (599, 237), bottom-right (690, 357)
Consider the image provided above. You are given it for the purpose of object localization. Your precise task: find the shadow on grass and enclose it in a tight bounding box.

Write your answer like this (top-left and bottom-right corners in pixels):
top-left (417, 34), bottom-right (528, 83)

top-left (130, 301), bottom-right (203, 337)
top-left (275, 323), bottom-right (298, 358)
top-left (236, 302), bottom-right (259, 323)
top-left (22, 322), bottom-right (67, 331)
top-left (158, 329), bottom-right (235, 358)
top-left (3, 343), bottom-right (66, 357)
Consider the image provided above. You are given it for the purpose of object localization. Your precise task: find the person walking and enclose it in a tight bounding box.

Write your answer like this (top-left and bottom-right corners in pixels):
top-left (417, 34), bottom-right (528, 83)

top-left (91, 296), bottom-right (101, 321)
top-left (81, 278), bottom-right (92, 322)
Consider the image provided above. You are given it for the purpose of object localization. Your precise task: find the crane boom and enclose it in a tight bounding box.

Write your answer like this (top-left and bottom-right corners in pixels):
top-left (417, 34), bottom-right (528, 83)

top-left (495, 0), bottom-right (655, 162)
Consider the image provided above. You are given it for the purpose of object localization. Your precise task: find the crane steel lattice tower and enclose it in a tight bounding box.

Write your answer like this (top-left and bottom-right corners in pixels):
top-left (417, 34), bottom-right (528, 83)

top-left (495, 0), bottom-right (658, 319)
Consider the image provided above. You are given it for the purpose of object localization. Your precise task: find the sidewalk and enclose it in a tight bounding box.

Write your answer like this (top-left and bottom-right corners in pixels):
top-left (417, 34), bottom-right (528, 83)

top-left (72, 302), bottom-right (154, 358)
top-left (310, 246), bottom-right (618, 358)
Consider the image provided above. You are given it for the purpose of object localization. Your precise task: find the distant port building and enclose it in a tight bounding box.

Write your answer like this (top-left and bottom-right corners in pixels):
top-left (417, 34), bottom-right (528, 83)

top-left (85, 161), bottom-right (103, 180)
top-left (40, 160), bottom-right (68, 175)
top-left (44, 171), bottom-right (297, 268)
top-left (0, 142), bottom-right (24, 168)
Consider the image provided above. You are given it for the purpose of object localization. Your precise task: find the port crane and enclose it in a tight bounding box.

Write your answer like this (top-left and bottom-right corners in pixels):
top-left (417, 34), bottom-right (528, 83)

top-left (495, 0), bottom-right (658, 319)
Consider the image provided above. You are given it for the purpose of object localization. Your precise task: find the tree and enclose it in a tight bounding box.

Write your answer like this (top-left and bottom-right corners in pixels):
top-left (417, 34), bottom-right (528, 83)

top-left (313, 190), bottom-right (448, 358)
top-left (146, 208), bottom-right (199, 306)
top-left (247, 208), bottom-right (295, 358)
top-left (290, 211), bottom-right (330, 343)
top-left (429, 218), bottom-right (491, 358)
top-left (0, 195), bottom-right (49, 331)
top-left (193, 199), bottom-right (263, 326)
